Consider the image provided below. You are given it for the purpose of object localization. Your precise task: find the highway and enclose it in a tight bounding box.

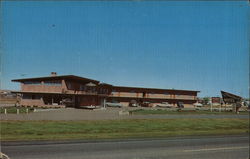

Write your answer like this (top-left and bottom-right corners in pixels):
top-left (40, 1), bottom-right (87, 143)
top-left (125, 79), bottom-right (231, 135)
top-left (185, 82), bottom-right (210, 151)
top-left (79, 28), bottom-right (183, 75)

top-left (1, 135), bottom-right (249, 159)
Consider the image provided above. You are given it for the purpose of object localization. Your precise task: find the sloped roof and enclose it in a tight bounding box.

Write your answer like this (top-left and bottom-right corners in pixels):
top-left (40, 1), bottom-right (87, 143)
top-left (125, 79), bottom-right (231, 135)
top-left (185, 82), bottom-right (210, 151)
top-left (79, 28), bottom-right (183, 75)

top-left (221, 91), bottom-right (242, 103)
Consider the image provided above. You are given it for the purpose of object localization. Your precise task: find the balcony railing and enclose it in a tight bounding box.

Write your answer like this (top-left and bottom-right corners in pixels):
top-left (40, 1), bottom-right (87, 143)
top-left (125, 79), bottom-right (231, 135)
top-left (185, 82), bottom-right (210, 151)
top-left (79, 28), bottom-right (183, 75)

top-left (21, 84), bottom-right (62, 93)
top-left (110, 92), bottom-right (197, 100)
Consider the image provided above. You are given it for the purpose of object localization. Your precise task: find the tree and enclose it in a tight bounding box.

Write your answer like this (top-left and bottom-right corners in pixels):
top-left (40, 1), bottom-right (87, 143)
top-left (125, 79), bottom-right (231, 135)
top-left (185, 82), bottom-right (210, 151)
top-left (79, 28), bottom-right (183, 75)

top-left (202, 97), bottom-right (210, 105)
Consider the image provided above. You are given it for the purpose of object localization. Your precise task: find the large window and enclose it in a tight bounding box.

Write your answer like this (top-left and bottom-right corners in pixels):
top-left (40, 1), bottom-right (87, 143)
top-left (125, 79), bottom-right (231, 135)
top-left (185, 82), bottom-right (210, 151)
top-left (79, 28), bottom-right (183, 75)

top-left (86, 86), bottom-right (96, 93)
top-left (23, 94), bottom-right (32, 99)
top-left (99, 88), bottom-right (108, 94)
top-left (31, 95), bottom-right (41, 99)
top-left (67, 83), bottom-right (73, 89)
top-left (23, 81), bottom-right (41, 85)
top-left (44, 80), bottom-right (61, 86)
top-left (80, 85), bottom-right (85, 91)
top-left (23, 94), bottom-right (41, 99)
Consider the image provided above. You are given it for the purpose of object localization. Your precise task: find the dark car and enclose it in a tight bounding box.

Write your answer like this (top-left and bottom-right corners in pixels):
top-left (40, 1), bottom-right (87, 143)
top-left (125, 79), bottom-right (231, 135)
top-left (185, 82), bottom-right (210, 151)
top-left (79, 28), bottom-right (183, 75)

top-left (141, 102), bottom-right (154, 107)
top-left (61, 98), bottom-right (74, 107)
top-left (177, 102), bottom-right (184, 108)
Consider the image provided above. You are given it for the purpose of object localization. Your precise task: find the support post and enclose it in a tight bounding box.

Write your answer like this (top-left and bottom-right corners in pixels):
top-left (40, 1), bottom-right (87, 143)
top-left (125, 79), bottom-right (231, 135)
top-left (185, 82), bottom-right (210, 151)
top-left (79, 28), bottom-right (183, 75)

top-left (4, 109), bottom-right (7, 114)
top-left (210, 103), bottom-right (213, 112)
top-left (232, 103), bottom-right (236, 113)
top-left (17, 109), bottom-right (19, 114)
top-left (103, 98), bottom-right (106, 108)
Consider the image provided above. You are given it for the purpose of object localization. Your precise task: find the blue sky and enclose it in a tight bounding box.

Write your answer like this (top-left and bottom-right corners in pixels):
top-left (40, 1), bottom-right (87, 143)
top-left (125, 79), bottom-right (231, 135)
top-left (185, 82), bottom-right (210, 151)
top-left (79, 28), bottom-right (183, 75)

top-left (1, 1), bottom-right (249, 98)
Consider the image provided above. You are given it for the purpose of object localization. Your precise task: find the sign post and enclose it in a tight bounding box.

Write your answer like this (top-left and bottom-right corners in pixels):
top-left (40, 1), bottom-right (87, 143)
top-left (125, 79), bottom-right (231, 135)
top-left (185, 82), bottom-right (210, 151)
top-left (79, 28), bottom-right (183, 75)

top-left (210, 102), bottom-right (213, 112)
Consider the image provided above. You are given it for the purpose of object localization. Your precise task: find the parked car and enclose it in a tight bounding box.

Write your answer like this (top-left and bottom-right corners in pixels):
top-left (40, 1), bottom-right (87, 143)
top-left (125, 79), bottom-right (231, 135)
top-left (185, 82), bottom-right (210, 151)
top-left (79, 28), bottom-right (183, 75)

top-left (177, 102), bottom-right (184, 108)
top-left (193, 103), bottom-right (203, 107)
top-left (141, 102), bottom-right (154, 107)
top-left (129, 100), bottom-right (139, 107)
top-left (61, 98), bottom-right (74, 107)
top-left (105, 102), bottom-right (123, 108)
top-left (243, 101), bottom-right (249, 108)
top-left (156, 102), bottom-right (173, 108)
top-left (80, 105), bottom-right (101, 109)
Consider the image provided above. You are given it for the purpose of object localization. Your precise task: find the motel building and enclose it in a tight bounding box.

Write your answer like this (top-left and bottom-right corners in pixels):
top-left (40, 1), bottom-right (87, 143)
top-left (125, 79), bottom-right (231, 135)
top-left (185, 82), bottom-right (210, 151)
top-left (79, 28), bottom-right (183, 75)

top-left (12, 72), bottom-right (200, 108)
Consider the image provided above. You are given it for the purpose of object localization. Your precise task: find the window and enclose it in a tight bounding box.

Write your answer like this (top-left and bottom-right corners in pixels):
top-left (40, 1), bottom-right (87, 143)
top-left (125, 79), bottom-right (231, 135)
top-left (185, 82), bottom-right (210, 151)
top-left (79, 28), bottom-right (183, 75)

top-left (99, 88), bottom-right (107, 94)
top-left (23, 94), bottom-right (40, 99)
top-left (85, 86), bottom-right (96, 93)
top-left (23, 94), bottom-right (32, 99)
top-left (67, 83), bottom-right (72, 89)
top-left (32, 95), bottom-right (41, 99)
top-left (80, 85), bottom-right (85, 91)
top-left (23, 81), bottom-right (41, 85)
top-left (44, 80), bottom-right (61, 86)
top-left (105, 89), bottom-right (109, 94)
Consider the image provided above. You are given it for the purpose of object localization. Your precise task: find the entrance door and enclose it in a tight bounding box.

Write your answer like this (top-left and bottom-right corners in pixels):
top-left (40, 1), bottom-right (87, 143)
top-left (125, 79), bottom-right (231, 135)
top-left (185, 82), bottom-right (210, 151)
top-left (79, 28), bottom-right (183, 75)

top-left (75, 96), bottom-right (80, 108)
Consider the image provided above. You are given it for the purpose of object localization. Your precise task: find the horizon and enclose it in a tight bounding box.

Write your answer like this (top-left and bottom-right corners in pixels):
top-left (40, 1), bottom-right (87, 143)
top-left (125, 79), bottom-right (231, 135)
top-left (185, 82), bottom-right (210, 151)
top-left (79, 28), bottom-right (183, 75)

top-left (1, 1), bottom-right (249, 98)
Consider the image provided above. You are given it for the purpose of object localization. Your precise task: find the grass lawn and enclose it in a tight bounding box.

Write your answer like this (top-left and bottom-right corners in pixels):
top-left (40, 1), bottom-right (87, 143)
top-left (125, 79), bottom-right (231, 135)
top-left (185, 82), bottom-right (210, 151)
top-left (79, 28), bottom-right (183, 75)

top-left (1, 119), bottom-right (249, 141)
top-left (129, 109), bottom-right (249, 115)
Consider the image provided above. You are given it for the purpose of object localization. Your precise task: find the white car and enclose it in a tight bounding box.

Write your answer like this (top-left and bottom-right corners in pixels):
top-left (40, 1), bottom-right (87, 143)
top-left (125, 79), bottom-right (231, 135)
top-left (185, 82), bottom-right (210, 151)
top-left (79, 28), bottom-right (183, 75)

top-left (156, 102), bottom-right (173, 108)
top-left (193, 103), bottom-right (203, 107)
top-left (106, 102), bottom-right (123, 108)
top-left (129, 100), bottom-right (139, 107)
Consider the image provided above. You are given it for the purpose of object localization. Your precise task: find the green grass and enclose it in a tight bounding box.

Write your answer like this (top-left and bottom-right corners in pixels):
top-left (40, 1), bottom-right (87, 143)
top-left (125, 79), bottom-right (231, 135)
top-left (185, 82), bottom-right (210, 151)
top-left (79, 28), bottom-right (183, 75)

top-left (130, 109), bottom-right (249, 115)
top-left (0, 119), bottom-right (249, 141)
top-left (0, 107), bottom-right (34, 114)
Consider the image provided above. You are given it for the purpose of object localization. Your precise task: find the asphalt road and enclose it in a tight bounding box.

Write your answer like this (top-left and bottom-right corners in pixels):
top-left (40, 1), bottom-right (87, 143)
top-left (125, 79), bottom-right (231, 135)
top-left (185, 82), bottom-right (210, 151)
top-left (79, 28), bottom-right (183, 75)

top-left (1, 135), bottom-right (249, 159)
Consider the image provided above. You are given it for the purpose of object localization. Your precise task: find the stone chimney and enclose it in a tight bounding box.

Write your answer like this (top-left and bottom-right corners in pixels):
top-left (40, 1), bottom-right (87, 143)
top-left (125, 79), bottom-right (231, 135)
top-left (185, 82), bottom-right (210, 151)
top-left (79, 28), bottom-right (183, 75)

top-left (51, 72), bottom-right (57, 76)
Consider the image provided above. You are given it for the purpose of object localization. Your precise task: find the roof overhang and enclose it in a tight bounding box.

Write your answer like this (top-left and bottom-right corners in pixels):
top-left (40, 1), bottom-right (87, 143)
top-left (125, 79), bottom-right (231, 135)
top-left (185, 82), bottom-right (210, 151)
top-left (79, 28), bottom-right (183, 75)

top-left (11, 91), bottom-right (99, 96)
top-left (113, 86), bottom-right (200, 93)
top-left (12, 75), bottom-right (99, 84)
